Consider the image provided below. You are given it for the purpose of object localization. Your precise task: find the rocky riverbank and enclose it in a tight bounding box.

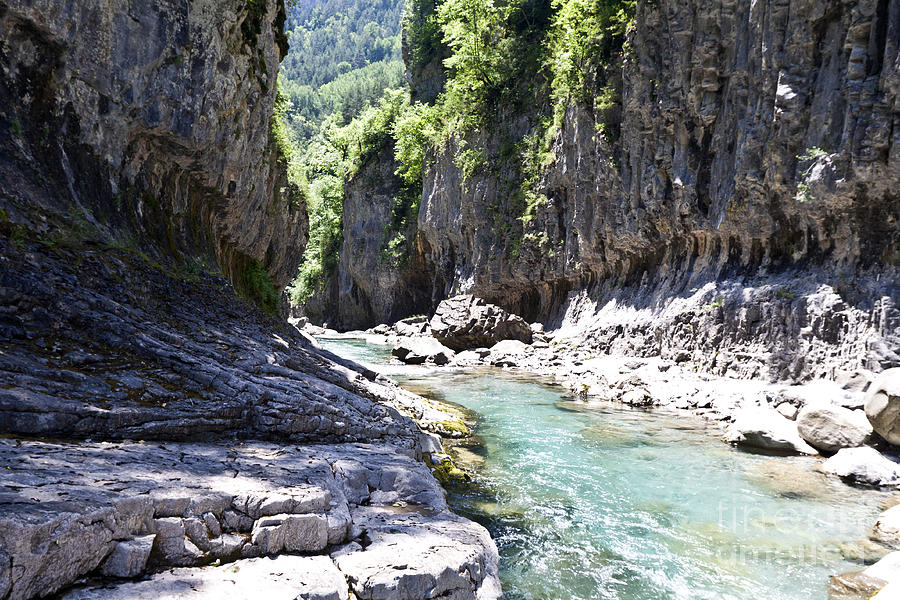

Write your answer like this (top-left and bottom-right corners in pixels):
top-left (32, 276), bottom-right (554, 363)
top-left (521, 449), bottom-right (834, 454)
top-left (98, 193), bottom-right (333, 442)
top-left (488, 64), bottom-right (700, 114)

top-left (0, 233), bottom-right (500, 600)
top-left (1, 439), bottom-right (498, 600)
top-left (303, 293), bottom-right (900, 598)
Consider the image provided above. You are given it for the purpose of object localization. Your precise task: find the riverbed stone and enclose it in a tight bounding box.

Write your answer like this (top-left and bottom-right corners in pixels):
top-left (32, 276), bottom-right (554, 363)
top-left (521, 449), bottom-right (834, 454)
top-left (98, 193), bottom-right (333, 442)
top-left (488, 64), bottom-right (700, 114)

top-left (100, 535), bottom-right (156, 578)
top-left (830, 551), bottom-right (900, 599)
top-left (334, 506), bottom-right (501, 600)
top-left (392, 338), bottom-right (456, 365)
top-left (452, 349), bottom-right (488, 366)
top-left (724, 408), bottom-right (818, 454)
top-left (829, 571), bottom-right (889, 600)
top-left (489, 339), bottom-right (531, 367)
top-left (744, 460), bottom-right (832, 500)
top-left (839, 538), bottom-right (892, 564)
top-left (872, 506), bottom-right (900, 549)
top-left (776, 402), bottom-right (799, 420)
top-left (872, 581), bottom-right (900, 598)
top-left (823, 447), bottom-right (900, 487)
top-left (394, 316), bottom-right (431, 337)
top-left (863, 551), bottom-right (900, 583)
top-left (431, 295), bottom-right (533, 351)
top-left (866, 369), bottom-right (900, 445)
top-left (620, 388), bottom-right (655, 407)
top-left (797, 404), bottom-right (873, 453)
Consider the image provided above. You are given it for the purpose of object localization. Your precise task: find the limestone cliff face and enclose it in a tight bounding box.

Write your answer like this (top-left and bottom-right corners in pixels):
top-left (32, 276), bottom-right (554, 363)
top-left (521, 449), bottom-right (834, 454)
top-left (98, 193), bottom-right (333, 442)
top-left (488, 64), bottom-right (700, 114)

top-left (319, 0), bottom-right (899, 382)
top-left (420, 0), bottom-right (898, 309)
top-left (303, 148), bottom-right (430, 329)
top-left (0, 0), bottom-right (306, 288)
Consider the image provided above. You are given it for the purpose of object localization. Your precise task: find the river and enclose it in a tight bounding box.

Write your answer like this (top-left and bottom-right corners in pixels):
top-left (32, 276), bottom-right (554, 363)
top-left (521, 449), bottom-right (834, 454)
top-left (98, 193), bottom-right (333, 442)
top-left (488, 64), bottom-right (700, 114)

top-left (319, 337), bottom-right (889, 600)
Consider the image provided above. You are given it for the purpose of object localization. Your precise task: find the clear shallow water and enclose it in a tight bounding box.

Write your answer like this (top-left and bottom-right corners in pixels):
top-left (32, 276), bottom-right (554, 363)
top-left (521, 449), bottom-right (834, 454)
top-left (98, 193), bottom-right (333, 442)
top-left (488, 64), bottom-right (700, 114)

top-left (319, 338), bottom-right (890, 600)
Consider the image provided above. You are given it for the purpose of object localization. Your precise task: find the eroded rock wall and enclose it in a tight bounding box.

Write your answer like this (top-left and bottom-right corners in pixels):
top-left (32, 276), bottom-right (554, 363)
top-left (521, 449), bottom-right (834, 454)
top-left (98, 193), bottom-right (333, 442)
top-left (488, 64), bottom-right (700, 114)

top-left (303, 148), bottom-right (431, 329)
top-left (0, 0), bottom-right (306, 287)
top-left (420, 0), bottom-right (899, 308)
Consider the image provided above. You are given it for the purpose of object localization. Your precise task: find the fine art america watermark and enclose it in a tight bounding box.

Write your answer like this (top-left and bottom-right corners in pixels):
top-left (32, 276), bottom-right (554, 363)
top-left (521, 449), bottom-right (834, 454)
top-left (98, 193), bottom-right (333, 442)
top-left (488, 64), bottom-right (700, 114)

top-left (713, 501), bottom-right (869, 567)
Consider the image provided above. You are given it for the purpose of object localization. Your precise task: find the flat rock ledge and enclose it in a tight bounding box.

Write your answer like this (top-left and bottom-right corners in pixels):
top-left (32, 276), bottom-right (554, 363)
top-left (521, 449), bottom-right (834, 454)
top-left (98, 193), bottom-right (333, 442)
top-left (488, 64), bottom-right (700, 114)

top-left (0, 439), bottom-right (500, 600)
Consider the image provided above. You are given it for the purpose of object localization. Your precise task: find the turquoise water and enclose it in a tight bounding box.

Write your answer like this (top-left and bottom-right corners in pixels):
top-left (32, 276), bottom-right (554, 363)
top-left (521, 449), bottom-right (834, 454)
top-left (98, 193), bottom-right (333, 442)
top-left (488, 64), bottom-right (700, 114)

top-left (319, 338), bottom-right (889, 600)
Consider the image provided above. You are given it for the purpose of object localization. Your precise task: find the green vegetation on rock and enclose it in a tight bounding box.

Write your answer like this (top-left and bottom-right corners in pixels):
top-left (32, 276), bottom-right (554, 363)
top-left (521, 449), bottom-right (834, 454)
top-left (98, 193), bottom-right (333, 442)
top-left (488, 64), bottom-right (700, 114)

top-left (241, 259), bottom-right (281, 316)
top-left (286, 0), bottom-right (636, 308)
top-left (280, 0), bottom-right (415, 303)
top-left (403, 0), bottom-right (634, 255)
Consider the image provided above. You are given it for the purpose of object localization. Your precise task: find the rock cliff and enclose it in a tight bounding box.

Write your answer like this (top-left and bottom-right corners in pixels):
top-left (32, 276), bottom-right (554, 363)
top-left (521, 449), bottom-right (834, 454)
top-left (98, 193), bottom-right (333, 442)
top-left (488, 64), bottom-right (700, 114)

top-left (0, 0), bottom-right (306, 289)
top-left (310, 0), bottom-right (899, 383)
top-left (302, 146), bottom-right (431, 328)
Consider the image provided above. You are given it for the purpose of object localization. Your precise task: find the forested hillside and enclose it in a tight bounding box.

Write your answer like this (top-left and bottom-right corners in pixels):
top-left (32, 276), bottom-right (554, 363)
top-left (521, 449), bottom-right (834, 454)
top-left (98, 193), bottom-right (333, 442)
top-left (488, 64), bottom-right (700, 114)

top-left (275, 0), bottom-right (411, 308)
top-left (278, 0), bottom-right (405, 143)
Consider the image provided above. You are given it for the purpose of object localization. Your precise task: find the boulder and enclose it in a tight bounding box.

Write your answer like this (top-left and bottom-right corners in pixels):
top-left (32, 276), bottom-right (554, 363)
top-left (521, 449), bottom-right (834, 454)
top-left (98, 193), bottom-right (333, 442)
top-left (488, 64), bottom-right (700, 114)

top-left (776, 402), bottom-right (799, 420)
top-left (452, 350), bottom-right (488, 366)
top-left (488, 339), bottom-right (531, 367)
top-left (867, 551), bottom-right (900, 581)
top-left (430, 295), bottom-right (532, 351)
top-left (829, 551), bottom-right (900, 600)
top-left (829, 571), bottom-right (890, 600)
top-left (873, 582), bottom-right (900, 599)
top-left (368, 323), bottom-right (392, 335)
top-left (394, 316), bottom-right (431, 337)
top-left (866, 369), bottom-right (900, 445)
top-left (778, 380), bottom-right (866, 411)
top-left (334, 507), bottom-right (501, 600)
top-left (392, 338), bottom-right (456, 365)
top-left (796, 404), bottom-right (873, 453)
top-left (620, 388), bottom-right (654, 407)
top-left (822, 446), bottom-right (900, 487)
top-left (872, 506), bottom-right (900, 549)
top-left (723, 408), bottom-right (818, 454)
top-left (100, 536), bottom-right (156, 578)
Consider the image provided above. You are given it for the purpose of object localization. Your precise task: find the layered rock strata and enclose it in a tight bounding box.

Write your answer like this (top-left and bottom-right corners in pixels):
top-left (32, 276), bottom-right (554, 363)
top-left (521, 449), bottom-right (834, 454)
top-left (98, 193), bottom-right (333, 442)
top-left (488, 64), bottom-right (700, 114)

top-left (0, 239), bottom-right (425, 447)
top-left (0, 439), bottom-right (500, 600)
top-left (0, 0), bottom-right (306, 288)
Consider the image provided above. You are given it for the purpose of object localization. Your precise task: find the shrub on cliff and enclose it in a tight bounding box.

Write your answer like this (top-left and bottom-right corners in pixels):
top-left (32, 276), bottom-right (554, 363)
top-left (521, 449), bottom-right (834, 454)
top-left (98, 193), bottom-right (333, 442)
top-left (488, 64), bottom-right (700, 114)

top-left (242, 260), bottom-right (281, 316)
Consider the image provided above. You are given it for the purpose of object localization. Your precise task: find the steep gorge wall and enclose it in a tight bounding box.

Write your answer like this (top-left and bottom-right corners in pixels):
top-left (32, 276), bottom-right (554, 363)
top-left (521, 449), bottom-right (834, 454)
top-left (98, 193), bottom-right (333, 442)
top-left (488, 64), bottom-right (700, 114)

top-left (317, 0), bottom-right (899, 382)
top-left (0, 0), bottom-right (306, 288)
top-left (419, 0), bottom-right (899, 307)
top-left (303, 146), bottom-right (432, 329)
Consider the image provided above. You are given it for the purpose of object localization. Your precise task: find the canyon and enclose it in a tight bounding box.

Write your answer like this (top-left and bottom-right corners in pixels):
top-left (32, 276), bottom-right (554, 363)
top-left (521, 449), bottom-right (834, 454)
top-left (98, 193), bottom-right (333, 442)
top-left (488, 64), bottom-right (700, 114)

top-left (308, 0), bottom-right (898, 385)
top-left (0, 0), bottom-right (898, 598)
